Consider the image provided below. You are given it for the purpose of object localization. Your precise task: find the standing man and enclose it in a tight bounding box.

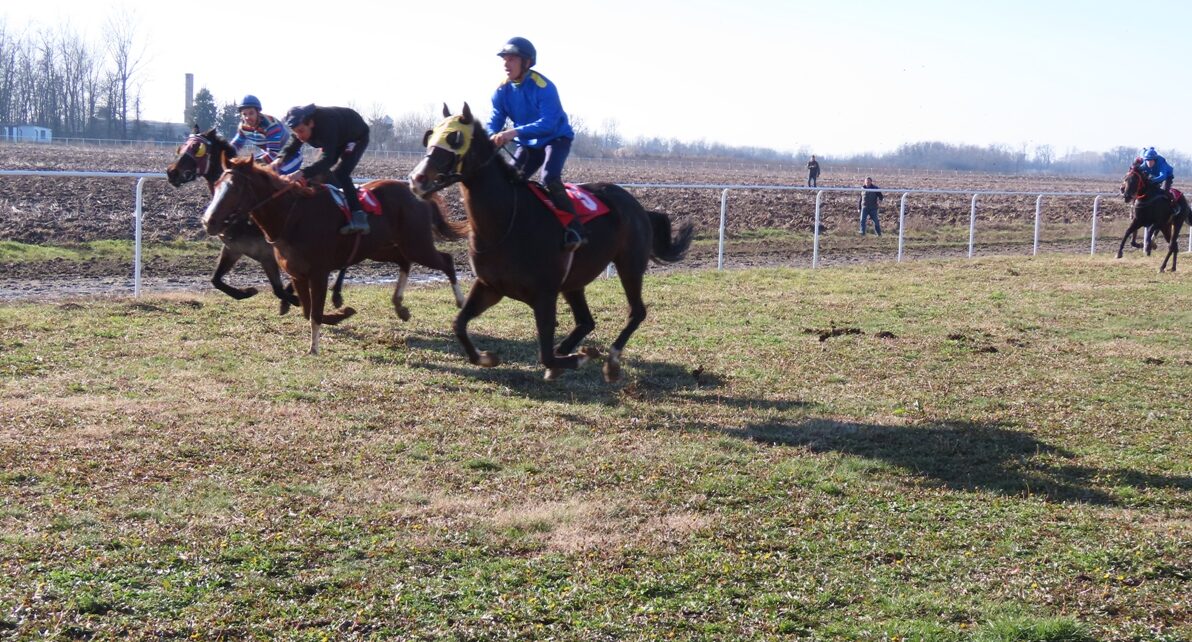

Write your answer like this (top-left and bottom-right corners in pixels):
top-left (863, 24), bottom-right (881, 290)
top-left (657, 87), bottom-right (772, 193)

top-left (229, 95), bottom-right (286, 163)
top-left (273, 104), bottom-right (371, 235)
top-left (806, 155), bottom-right (820, 187)
top-left (858, 176), bottom-right (884, 236)
top-left (488, 36), bottom-right (587, 251)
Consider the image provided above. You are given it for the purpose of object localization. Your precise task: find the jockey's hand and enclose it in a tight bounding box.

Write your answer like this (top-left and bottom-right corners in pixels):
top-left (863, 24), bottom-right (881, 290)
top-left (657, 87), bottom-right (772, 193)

top-left (490, 129), bottom-right (518, 147)
top-left (283, 173), bottom-right (307, 188)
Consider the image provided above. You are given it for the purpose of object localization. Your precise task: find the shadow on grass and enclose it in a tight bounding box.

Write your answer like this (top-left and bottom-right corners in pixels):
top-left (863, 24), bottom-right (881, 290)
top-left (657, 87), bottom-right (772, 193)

top-left (738, 420), bottom-right (1192, 507)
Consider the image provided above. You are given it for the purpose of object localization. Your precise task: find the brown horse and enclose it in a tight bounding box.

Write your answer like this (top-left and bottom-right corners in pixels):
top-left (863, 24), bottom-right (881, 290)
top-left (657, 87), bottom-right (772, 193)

top-left (1118, 166), bottom-right (1189, 272)
top-left (203, 157), bottom-right (468, 354)
top-left (165, 127), bottom-right (345, 314)
top-left (407, 104), bottom-right (694, 382)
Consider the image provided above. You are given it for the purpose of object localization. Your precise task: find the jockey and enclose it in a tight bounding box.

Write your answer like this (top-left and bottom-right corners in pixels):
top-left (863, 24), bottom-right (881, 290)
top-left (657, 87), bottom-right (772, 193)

top-left (273, 104), bottom-right (372, 235)
top-left (229, 95), bottom-right (289, 166)
top-left (488, 36), bottom-right (587, 251)
top-left (1139, 147), bottom-right (1174, 197)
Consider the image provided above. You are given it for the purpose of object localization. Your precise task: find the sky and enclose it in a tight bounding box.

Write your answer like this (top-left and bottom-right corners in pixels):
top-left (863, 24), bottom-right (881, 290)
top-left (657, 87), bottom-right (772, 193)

top-left (2, 0), bottom-right (1189, 158)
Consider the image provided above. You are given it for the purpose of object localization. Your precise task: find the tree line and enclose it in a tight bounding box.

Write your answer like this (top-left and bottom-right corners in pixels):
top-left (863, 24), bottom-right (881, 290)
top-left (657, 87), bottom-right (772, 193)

top-left (0, 12), bottom-right (152, 139)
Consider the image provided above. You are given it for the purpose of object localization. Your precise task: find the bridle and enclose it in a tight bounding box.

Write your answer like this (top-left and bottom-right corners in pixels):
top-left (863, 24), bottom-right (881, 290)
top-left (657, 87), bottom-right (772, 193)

top-left (1123, 167), bottom-right (1149, 201)
top-left (178, 134), bottom-right (213, 178)
top-left (209, 166), bottom-right (298, 233)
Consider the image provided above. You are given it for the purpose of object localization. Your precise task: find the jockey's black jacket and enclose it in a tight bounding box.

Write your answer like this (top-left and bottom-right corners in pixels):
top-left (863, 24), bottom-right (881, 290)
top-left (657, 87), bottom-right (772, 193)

top-left (279, 106), bottom-right (370, 180)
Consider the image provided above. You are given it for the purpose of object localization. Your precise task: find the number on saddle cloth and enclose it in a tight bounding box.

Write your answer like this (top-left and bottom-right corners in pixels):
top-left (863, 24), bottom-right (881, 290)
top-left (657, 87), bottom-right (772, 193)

top-left (323, 184), bottom-right (381, 218)
top-left (528, 182), bottom-right (610, 226)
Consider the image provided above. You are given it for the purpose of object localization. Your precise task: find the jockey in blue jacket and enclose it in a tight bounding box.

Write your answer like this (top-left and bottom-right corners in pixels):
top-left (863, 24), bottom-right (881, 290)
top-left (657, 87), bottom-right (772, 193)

top-left (229, 95), bottom-right (288, 165)
top-left (487, 37), bottom-right (587, 251)
top-left (1138, 147), bottom-right (1174, 196)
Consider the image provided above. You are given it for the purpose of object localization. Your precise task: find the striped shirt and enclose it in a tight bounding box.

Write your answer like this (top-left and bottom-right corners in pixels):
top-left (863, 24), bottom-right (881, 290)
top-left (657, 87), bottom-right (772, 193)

top-left (229, 113), bottom-right (286, 160)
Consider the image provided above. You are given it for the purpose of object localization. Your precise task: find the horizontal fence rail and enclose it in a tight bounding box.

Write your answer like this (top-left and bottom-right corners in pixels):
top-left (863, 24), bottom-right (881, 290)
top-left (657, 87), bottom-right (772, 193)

top-left (1, 170), bottom-right (1186, 298)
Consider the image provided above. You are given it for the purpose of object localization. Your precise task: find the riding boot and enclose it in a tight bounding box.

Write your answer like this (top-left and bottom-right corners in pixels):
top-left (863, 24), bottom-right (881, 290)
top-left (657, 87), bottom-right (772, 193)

top-left (547, 180), bottom-right (587, 251)
top-left (340, 210), bottom-right (370, 235)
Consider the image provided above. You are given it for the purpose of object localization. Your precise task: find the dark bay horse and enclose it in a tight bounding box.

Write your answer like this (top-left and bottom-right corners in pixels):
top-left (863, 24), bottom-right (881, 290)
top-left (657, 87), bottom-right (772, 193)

top-left (203, 157), bottom-right (468, 354)
top-left (1118, 166), bottom-right (1189, 272)
top-left (407, 104), bottom-right (694, 382)
top-left (165, 127), bottom-right (344, 314)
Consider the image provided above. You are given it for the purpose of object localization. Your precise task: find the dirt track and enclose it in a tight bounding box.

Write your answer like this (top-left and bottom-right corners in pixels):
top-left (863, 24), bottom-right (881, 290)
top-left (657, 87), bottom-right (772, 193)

top-left (0, 142), bottom-right (1141, 301)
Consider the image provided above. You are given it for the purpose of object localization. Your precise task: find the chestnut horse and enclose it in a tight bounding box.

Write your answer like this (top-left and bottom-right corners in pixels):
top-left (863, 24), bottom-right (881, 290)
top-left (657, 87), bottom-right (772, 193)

top-left (203, 157), bottom-right (467, 354)
top-left (408, 104), bottom-right (694, 382)
top-left (165, 127), bottom-right (344, 314)
top-left (1118, 166), bottom-right (1189, 272)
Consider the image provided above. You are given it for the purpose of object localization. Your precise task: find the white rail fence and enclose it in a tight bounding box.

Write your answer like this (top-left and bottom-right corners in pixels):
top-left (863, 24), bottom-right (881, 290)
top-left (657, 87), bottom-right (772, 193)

top-left (1, 171), bottom-right (1185, 298)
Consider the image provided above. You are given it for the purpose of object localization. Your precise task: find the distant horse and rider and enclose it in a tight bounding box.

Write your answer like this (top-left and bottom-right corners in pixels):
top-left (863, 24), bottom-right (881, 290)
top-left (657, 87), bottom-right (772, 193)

top-left (201, 156), bottom-right (467, 354)
top-left (1118, 161), bottom-right (1189, 272)
top-left (165, 127), bottom-right (347, 314)
top-left (408, 104), bottom-right (693, 382)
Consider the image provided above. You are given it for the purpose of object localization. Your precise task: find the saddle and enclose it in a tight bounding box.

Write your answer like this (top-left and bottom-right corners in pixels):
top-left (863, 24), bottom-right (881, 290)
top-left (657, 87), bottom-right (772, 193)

top-left (526, 182), bottom-right (611, 226)
top-left (324, 184), bottom-right (383, 220)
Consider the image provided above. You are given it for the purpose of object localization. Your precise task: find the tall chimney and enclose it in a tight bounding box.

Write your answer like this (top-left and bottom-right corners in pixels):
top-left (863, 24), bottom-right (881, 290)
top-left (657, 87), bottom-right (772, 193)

top-left (184, 73), bottom-right (194, 123)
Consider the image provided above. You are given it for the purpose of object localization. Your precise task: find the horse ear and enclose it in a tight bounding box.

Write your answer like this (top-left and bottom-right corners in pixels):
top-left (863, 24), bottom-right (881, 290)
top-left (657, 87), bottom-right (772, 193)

top-left (460, 103), bottom-right (473, 125)
top-left (191, 122), bottom-right (199, 135)
top-left (446, 130), bottom-right (463, 150)
top-left (421, 129), bottom-right (433, 148)
top-left (442, 103), bottom-right (451, 118)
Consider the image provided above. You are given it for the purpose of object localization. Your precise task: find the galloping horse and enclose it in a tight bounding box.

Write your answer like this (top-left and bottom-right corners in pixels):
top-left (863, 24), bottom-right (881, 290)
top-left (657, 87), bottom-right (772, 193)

top-left (165, 127), bottom-right (345, 314)
top-left (203, 157), bottom-right (468, 354)
top-left (408, 104), bottom-right (694, 382)
top-left (1118, 166), bottom-right (1189, 272)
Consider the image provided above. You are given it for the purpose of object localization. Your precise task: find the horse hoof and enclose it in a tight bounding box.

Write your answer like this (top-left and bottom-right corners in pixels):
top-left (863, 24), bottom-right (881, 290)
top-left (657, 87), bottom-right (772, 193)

top-left (342, 307), bottom-right (357, 321)
top-left (581, 346), bottom-right (601, 360)
top-left (477, 352), bottom-right (500, 368)
top-left (397, 307), bottom-right (411, 322)
top-left (603, 362), bottom-right (622, 383)
top-left (279, 301), bottom-right (292, 316)
top-left (332, 293), bottom-right (344, 309)
top-left (545, 368), bottom-right (565, 381)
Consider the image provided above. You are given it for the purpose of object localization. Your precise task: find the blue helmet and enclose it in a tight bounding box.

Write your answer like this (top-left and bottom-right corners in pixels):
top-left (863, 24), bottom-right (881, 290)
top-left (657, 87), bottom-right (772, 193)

top-left (1143, 147), bottom-right (1159, 161)
top-left (497, 37), bottom-right (536, 67)
top-left (284, 104), bottom-right (316, 128)
top-left (238, 94), bottom-right (262, 112)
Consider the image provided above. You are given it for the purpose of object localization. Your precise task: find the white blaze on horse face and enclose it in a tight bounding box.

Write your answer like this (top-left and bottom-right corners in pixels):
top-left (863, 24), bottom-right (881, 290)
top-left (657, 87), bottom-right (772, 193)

top-left (202, 177), bottom-right (233, 230)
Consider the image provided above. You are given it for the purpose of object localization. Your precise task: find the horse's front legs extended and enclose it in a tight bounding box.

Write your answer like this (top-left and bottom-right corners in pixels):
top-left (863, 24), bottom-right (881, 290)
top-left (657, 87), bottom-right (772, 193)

top-left (454, 282), bottom-right (505, 367)
top-left (211, 246), bottom-right (257, 300)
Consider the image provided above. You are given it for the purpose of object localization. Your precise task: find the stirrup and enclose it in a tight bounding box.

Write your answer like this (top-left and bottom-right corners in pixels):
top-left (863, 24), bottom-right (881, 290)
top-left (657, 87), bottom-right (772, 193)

top-left (340, 211), bottom-right (370, 235)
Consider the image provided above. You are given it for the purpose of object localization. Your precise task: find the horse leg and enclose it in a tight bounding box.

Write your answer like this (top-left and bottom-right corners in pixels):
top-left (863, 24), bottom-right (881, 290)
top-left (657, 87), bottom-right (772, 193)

top-left (454, 282), bottom-right (505, 367)
top-left (1161, 225), bottom-right (1180, 272)
top-left (391, 265), bottom-right (412, 321)
top-left (259, 256), bottom-right (298, 316)
top-left (331, 269), bottom-right (347, 309)
top-left (556, 288), bottom-right (597, 356)
top-left (1118, 221), bottom-right (1143, 259)
top-left (403, 239), bottom-right (464, 308)
top-left (535, 293), bottom-right (592, 381)
top-left (211, 246), bottom-right (257, 300)
top-left (317, 272), bottom-right (357, 326)
top-left (604, 271), bottom-right (648, 384)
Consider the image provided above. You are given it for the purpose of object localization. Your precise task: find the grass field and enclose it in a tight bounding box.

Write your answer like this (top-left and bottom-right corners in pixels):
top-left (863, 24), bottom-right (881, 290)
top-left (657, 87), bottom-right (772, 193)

top-left (1, 255), bottom-right (1189, 640)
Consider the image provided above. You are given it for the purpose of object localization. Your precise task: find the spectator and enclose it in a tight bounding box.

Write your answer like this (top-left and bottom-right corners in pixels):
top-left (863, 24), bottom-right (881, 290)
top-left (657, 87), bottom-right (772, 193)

top-left (858, 176), bottom-right (884, 236)
top-left (806, 155), bottom-right (820, 187)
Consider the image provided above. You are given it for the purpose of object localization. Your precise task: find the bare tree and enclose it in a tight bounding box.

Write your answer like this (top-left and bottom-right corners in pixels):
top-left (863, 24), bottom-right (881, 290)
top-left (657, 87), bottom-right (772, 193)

top-left (103, 8), bottom-right (148, 138)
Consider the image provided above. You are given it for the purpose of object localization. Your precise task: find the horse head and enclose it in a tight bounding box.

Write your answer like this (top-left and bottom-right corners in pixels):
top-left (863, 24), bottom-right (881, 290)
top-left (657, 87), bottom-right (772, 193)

top-left (408, 103), bottom-right (491, 197)
top-left (1121, 166), bottom-right (1149, 203)
top-left (201, 157), bottom-right (288, 236)
top-left (166, 127), bottom-right (231, 192)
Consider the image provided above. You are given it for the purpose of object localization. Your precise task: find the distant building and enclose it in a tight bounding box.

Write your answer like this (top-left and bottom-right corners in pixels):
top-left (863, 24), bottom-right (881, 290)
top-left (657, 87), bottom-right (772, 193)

top-left (1, 124), bottom-right (53, 143)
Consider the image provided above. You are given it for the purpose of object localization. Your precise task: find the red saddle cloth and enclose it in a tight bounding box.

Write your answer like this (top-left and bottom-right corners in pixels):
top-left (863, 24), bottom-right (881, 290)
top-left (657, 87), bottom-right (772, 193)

top-left (526, 183), bottom-right (611, 226)
top-left (1171, 188), bottom-right (1184, 203)
top-left (325, 185), bottom-right (383, 219)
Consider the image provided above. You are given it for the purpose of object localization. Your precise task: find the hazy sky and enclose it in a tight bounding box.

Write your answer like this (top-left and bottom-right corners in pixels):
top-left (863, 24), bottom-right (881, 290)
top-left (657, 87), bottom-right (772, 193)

top-left (3, 0), bottom-right (1188, 157)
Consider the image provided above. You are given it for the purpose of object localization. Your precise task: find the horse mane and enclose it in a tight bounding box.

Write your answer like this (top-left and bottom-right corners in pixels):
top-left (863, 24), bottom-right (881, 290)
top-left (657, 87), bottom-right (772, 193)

top-left (227, 156), bottom-right (317, 197)
top-left (468, 119), bottom-right (522, 183)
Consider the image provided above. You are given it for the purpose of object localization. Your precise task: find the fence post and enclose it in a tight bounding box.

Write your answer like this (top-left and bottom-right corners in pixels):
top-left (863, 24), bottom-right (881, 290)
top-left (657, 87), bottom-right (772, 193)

top-left (968, 193), bottom-right (979, 258)
top-left (134, 177), bottom-right (146, 297)
top-left (717, 188), bottom-right (729, 270)
top-left (1091, 195), bottom-right (1102, 255)
top-left (897, 192), bottom-right (909, 262)
top-left (813, 190), bottom-right (824, 268)
top-left (1033, 194), bottom-right (1043, 256)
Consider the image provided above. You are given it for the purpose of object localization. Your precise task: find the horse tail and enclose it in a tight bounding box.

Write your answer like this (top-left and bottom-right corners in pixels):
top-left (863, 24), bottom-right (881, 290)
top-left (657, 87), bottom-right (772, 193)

top-left (427, 192), bottom-right (469, 241)
top-left (647, 210), bottom-right (695, 264)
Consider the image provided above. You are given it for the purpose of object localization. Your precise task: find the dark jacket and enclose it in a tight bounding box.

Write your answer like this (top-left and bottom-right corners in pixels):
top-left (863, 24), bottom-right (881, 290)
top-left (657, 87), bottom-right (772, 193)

top-left (806, 160), bottom-right (820, 177)
top-left (279, 106), bottom-right (370, 179)
top-left (858, 184), bottom-right (884, 209)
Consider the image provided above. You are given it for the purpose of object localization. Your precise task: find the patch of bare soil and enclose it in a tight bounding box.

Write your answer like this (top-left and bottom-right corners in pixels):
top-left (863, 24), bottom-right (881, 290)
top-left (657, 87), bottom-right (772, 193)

top-left (0, 142), bottom-right (1137, 300)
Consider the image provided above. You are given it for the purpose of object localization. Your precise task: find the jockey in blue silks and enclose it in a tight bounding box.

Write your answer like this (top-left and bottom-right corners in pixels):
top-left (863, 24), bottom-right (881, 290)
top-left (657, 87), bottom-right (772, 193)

top-left (1138, 147), bottom-right (1174, 198)
top-left (487, 37), bottom-right (587, 251)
